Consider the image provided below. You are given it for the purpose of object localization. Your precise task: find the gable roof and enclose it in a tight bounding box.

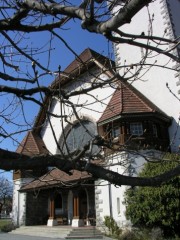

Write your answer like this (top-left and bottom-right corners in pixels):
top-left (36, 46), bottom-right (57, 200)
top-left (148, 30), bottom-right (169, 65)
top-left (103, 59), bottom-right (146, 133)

top-left (33, 48), bottom-right (114, 132)
top-left (20, 168), bottom-right (93, 192)
top-left (98, 81), bottom-right (171, 124)
top-left (16, 131), bottom-right (48, 156)
top-left (50, 48), bottom-right (115, 89)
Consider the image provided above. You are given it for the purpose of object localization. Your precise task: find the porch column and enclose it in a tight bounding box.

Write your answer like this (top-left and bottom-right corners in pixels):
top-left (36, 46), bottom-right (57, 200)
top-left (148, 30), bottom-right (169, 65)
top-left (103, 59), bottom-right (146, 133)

top-left (76, 197), bottom-right (79, 217)
top-left (72, 195), bottom-right (84, 227)
top-left (47, 196), bottom-right (58, 226)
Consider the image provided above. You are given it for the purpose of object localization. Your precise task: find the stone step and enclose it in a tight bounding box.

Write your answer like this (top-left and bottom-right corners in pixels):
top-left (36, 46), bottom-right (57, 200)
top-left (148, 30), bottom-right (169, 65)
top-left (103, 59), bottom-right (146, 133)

top-left (10, 226), bottom-right (105, 239)
top-left (12, 226), bottom-right (71, 231)
top-left (66, 237), bottom-right (103, 239)
top-left (66, 228), bottom-right (104, 239)
top-left (10, 226), bottom-right (72, 238)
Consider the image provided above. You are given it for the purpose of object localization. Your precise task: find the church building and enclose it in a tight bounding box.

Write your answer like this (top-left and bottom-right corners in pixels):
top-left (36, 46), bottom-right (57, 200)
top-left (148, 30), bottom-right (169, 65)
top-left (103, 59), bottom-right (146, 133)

top-left (12, 0), bottom-right (179, 229)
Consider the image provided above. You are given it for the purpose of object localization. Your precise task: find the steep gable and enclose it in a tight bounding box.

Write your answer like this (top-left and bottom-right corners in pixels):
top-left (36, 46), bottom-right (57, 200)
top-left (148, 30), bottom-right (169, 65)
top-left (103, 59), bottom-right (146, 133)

top-left (51, 48), bottom-right (114, 87)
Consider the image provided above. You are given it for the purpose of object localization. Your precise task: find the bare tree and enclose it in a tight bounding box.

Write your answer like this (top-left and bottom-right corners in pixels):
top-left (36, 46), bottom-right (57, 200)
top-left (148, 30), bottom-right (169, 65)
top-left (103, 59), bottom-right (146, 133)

top-left (0, 0), bottom-right (179, 187)
top-left (0, 177), bottom-right (13, 216)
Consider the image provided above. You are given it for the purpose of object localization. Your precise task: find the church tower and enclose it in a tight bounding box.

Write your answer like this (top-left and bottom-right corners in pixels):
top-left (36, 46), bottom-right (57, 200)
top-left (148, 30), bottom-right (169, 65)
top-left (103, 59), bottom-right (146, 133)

top-left (111, 0), bottom-right (180, 152)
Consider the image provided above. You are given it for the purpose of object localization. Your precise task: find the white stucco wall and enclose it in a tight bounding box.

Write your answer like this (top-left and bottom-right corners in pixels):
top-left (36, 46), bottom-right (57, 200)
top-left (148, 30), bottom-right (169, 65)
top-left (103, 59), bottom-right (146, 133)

top-left (12, 178), bottom-right (33, 226)
top-left (95, 150), bottom-right (163, 228)
top-left (113, 0), bottom-right (180, 152)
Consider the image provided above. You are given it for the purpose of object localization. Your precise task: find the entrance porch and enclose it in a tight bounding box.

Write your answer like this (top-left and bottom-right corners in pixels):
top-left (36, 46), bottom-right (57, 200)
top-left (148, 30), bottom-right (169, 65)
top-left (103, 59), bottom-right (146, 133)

top-left (47, 187), bottom-right (95, 227)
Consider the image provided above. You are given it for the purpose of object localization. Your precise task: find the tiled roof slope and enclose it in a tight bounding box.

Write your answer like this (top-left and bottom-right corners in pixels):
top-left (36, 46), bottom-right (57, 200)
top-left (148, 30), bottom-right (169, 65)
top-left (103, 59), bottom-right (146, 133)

top-left (51, 48), bottom-right (114, 88)
top-left (16, 131), bottom-right (48, 156)
top-left (63, 48), bottom-right (113, 76)
top-left (98, 81), bottom-right (170, 123)
top-left (20, 168), bottom-right (92, 192)
top-left (63, 48), bottom-right (101, 74)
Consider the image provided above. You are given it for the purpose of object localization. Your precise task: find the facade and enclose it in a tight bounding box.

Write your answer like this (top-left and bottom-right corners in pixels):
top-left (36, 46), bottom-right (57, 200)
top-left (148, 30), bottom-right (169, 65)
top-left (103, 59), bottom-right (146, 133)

top-left (12, 0), bottom-right (179, 229)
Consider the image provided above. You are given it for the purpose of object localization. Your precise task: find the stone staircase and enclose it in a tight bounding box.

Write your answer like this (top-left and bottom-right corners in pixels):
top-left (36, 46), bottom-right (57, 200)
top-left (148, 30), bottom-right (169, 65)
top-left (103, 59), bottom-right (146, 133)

top-left (66, 228), bottom-right (104, 239)
top-left (10, 226), bottom-right (106, 239)
top-left (10, 226), bottom-right (72, 238)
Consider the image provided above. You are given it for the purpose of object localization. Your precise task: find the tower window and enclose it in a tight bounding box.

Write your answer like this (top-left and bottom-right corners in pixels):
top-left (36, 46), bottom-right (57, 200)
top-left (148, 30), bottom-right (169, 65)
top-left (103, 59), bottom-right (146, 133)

top-left (130, 122), bottom-right (143, 136)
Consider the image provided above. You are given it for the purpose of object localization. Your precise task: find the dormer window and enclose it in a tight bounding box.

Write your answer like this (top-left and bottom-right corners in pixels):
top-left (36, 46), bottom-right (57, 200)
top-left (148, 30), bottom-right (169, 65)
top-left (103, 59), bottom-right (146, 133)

top-left (130, 122), bottom-right (143, 136)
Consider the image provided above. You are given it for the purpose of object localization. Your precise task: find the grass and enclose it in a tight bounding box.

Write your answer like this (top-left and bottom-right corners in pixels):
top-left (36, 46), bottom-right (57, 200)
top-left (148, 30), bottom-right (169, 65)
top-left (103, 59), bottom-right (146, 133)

top-left (0, 219), bottom-right (12, 231)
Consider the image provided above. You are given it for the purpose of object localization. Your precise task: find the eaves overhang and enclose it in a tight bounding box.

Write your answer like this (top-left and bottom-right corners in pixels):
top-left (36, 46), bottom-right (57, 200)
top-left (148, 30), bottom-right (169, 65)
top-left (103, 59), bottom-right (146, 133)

top-left (97, 112), bottom-right (172, 126)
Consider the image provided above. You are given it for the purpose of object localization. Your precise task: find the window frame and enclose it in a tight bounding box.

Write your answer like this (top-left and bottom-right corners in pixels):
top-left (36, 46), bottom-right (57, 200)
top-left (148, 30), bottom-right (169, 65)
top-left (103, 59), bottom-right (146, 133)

top-left (130, 122), bottom-right (143, 136)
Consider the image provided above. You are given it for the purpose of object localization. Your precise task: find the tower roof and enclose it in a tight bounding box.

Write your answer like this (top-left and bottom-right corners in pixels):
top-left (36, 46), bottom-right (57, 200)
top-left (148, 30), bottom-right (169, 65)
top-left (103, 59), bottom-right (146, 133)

top-left (98, 81), bottom-right (171, 124)
top-left (16, 131), bottom-right (48, 156)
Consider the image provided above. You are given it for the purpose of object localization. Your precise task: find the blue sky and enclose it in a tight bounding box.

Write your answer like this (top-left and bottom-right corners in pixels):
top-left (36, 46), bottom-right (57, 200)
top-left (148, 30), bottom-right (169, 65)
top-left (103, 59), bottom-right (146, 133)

top-left (0, 17), bottom-right (113, 180)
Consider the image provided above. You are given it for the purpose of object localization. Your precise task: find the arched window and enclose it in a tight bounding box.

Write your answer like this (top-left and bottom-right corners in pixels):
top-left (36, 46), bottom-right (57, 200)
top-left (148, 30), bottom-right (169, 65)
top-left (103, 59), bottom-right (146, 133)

top-left (62, 120), bottom-right (99, 155)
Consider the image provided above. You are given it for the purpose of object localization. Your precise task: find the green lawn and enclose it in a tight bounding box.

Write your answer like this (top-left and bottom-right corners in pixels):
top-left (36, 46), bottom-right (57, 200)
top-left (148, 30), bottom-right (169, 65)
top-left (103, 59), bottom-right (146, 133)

top-left (0, 219), bottom-right (11, 231)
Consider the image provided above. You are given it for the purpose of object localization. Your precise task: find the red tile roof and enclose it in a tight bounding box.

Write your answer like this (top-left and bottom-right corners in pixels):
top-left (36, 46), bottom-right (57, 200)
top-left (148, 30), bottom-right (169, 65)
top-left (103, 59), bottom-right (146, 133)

top-left (98, 81), bottom-right (170, 123)
top-left (16, 131), bottom-right (48, 156)
top-left (20, 168), bottom-right (93, 191)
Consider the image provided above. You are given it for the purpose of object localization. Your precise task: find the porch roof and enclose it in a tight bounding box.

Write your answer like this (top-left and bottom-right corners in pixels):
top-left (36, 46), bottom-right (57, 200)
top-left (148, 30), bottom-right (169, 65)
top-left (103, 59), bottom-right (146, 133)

top-left (20, 168), bottom-right (93, 192)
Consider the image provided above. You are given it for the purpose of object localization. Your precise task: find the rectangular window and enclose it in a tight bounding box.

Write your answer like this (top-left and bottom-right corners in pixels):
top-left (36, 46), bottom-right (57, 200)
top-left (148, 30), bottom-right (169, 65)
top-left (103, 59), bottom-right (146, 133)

top-left (112, 126), bottom-right (120, 138)
top-left (117, 197), bottom-right (120, 214)
top-left (130, 122), bottom-right (143, 136)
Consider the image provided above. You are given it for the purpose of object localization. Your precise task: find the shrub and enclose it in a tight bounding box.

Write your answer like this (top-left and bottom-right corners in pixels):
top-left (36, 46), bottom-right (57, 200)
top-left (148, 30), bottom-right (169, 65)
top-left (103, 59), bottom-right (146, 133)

top-left (1, 223), bottom-right (15, 232)
top-left (125, 161), bottom-right (180, 237)
top-left (119, 227), bottom-right (164, 240)
top-left (104, 216), bottom-right (122, 238)
top-left (119, 230), bottom-right (138, 240)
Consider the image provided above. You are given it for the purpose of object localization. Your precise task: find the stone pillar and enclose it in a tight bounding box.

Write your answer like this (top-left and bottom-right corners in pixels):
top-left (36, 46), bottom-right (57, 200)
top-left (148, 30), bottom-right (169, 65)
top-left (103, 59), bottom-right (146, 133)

top-left (47, 196), bottom-right (58, 226)
top-left (72, 194), bottom-right (84, 227)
